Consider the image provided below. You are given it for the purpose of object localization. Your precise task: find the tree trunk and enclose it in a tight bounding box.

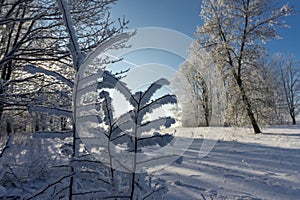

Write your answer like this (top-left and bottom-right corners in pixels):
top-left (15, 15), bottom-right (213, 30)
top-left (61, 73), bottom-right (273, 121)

top-left (0, 81), bottom-right (4, 124)
top-left (0, 61), bottom-right (13, 131)
top-left (0, 100), bottom-right (4, 129)
top-left (6, 122), bottom-right (12, 135)
top-left (204, 103), bottom-right (210, 127)
top-left (201, 79), bottom-right (210, 127)
top-left (236, 78), bottom-right (261, 134)
top-left (204, 113), bottom-right (210, 127)
top-left (292, 116), bottom-right (296, 125)
top-left (244, 95), bottom-right (261, 134)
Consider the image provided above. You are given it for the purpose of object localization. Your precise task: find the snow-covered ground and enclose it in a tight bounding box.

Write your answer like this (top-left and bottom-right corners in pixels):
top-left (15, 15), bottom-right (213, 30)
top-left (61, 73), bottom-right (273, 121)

top-left (157, 126), bottom-right (300, 200)
top-left (1, 126), bottom-right (299, 199)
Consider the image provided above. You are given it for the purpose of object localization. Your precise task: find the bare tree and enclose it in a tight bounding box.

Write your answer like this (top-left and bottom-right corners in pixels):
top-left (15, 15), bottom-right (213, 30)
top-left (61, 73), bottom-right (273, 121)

top-left (271, 54), bottom-right (300, 125)
top-left (196, 0), bottom-right (295, 133)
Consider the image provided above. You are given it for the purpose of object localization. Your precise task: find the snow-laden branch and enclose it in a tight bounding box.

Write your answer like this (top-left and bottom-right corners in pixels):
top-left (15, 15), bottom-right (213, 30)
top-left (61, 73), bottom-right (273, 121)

top-left (138, 117), bottom-right (176, 135)
top-left (56, 0), bottom-right (84, 71)
top-left (139, 78), bottom-right (170, 107)
top-left (137, 132), bottom-right (174, 148)
top-left (138, 95), bottom-right (177, 124)
top-left (100, 91), bottom-right (114, 127)
top-left (24, 172), bottom-right (76, 200)
top-left (97, 70), bottom-right (137, 106)
top-left (24, 65), bottom-right (74, 88)
top-left (29, 105), bottom-right (73, 118)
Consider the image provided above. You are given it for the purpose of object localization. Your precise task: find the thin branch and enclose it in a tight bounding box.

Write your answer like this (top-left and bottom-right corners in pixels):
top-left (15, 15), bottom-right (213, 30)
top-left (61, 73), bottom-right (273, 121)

top-left (25, 173), bottom-right (76, 200)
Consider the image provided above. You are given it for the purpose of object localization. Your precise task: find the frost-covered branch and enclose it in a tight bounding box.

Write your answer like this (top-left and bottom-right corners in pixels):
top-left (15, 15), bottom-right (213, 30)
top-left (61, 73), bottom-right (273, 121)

top-left (139, 78), bottom-right (171, 107)
top-left (29, 105), bottom-right (73, 118)
top-left (25, 172), bottom-right (76, 200)
top-left (137, 133), bottom-right (174, 148)
top-left (56, 0), bottom-right (84, 71)
top-left (24, 65), bottom-right (74, 88)
top-left (97, 70), bottom-right (137, 106)
top-left (138, 117), bottom-right (175, 134)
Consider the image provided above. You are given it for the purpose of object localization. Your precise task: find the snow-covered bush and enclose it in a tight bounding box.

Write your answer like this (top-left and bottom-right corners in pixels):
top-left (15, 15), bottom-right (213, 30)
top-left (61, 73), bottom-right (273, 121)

top-left (74, 69), bottom-right (177, 199)
top-left (0, 134), bottom-right (70, 199)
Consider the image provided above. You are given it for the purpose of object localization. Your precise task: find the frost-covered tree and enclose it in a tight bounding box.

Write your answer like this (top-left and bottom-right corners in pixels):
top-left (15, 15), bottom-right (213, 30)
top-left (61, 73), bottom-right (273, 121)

top-left (0, 0), bottom-right (130, 198)
top-left (254, 60), bottom-right (282, 125)
top-left (196, 0), bottom-right (295, 133)
top-left (223, 54), bottom-right (278, 127)
top-left (0, 0), bottom-right (67, 127)
top-left (43, 1), bottom-right (129, 198)
top-left (172, 42), bottom-right (213, 127)
top-left (270, 53), bottom-right (300, 125)
top-left (0, 0), bottom-right (128, 133)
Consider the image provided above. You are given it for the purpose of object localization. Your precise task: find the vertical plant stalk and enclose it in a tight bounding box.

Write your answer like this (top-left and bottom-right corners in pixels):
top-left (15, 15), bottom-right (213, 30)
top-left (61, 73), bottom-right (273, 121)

top-left (130, 94), bottom-right (141, 200)
top-left (56, 0), bottom-right (85, 198)
top-left (102, 93), bottom-right (115, 185)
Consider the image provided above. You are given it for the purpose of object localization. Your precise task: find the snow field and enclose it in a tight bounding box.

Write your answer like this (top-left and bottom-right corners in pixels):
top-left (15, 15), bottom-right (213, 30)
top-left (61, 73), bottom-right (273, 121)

top-left (157, 126), bottom-right (300, 199)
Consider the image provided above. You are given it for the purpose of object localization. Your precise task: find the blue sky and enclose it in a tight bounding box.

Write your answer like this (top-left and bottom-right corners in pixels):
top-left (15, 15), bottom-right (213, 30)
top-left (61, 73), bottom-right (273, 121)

top-left (111, 0), bottom-right (300, 60)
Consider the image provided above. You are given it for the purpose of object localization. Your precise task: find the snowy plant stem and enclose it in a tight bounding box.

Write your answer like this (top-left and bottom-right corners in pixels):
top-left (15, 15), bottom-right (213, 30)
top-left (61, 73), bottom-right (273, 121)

top-left (107, 137), bottom-right (115, 194)
top-left (108, 133), bottom-right (115, 180)
top-left (69, 74), bottom-right (82, 199)
top-left (56, 0), bottom-right (86, 197)
top-left (130, 100), bottom-right (141, 200)
top-left (104, 95), bottom-right (115, 182)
